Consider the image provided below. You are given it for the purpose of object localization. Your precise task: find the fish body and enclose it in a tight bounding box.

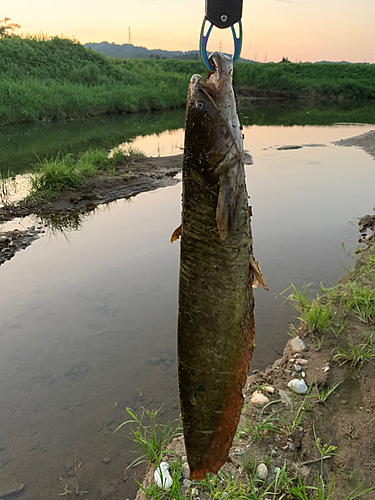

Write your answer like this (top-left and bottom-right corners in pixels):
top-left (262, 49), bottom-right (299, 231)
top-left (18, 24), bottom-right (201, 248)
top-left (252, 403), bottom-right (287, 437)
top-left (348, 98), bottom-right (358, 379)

top-left (177, 53), bottom-right (255, 480)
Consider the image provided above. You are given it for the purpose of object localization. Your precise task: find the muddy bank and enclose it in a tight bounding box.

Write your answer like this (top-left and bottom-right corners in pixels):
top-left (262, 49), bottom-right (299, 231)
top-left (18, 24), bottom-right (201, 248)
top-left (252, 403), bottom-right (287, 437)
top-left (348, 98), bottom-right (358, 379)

top-left (335, 129), bottom-right (375, 160)
top-left (135, 233), bottom-right (375, 499)
top-left (0, 154), bottom-right (182, 265)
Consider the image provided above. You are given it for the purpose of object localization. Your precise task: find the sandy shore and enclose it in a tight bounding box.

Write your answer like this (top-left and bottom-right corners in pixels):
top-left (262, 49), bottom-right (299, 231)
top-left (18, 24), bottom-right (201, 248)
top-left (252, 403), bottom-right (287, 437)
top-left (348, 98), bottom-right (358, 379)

top-left (335, 129), bottom-right (375, 159)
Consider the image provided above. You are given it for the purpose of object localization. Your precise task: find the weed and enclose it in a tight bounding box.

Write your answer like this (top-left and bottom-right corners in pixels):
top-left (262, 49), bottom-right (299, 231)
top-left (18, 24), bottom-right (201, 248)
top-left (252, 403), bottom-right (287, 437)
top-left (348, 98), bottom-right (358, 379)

top-left (340, 282), bottom-right (375, 325)
top-left (28, 147), bottom-right (135, 199)
top-left (314, 334), bottom-right (325, 350)
top-left (114, 407), bottom-right (182, 469)
top-left (331, 335), bottom-right (374, 368)
top-left (279, 385), bottom-right (312, 434)
top-left (312, 380), bottom-right (343, 403)
top-left (282, 284), bottom-right (332, 333)
top-left (0, 169), bottom-right (17, 204)
top-left (59, 455), bottom-right (89, 496)
top-left (237, 401), bottom-right (280, 442)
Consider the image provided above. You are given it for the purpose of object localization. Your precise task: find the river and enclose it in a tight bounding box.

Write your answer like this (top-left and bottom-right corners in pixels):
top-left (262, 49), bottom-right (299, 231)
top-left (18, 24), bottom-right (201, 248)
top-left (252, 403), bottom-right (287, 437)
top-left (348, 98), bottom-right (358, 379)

top-left (0, 105), bottom-right (375, 499)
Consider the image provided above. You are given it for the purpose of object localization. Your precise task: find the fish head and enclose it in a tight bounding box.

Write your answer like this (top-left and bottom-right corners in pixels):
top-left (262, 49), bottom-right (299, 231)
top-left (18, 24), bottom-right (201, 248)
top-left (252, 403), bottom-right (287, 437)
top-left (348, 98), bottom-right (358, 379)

top-left (185, 53), bottom-right (240, 170)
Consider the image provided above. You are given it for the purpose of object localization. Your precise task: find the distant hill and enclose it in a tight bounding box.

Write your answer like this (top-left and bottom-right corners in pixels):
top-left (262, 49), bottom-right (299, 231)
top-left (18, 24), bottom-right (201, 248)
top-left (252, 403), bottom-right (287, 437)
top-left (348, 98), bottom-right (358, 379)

top-left (84, 41), bottom-right (254, 63)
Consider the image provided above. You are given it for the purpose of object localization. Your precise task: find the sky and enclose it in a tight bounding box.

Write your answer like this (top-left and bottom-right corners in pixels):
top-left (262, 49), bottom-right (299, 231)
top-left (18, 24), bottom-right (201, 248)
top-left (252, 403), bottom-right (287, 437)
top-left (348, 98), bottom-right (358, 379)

top-left (2, 0), bottom-right (375, 62)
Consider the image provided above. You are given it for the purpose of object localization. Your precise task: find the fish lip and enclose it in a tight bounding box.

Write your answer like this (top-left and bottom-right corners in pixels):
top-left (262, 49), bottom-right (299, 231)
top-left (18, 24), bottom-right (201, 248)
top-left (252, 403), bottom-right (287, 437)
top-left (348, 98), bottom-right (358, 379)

top-left (206, 52), bottom-right (232, 94)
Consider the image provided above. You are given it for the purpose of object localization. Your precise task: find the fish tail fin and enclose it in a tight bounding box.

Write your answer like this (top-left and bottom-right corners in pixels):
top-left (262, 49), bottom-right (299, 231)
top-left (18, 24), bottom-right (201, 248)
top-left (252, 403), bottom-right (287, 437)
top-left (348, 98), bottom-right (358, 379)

top-left (216, 181), bottom-right (234, 240)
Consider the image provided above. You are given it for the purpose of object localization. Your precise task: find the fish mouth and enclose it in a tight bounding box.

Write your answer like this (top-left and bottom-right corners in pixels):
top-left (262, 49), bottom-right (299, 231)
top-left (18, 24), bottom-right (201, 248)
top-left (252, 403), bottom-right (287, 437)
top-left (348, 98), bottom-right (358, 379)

top-left (189, 53), bottom-right (233, 100)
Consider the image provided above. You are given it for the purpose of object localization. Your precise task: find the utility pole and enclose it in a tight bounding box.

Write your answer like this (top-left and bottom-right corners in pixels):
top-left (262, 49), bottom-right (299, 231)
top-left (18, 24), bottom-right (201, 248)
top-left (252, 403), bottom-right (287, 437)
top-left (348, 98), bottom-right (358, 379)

top-left (265, 52), bottom-right (268, 63)
top-left (254, 53), bottom-right (257, 62)
top-left (128, 26), bottom-right (132, 45)
top-left (219, 41), bottom-right (222, 52)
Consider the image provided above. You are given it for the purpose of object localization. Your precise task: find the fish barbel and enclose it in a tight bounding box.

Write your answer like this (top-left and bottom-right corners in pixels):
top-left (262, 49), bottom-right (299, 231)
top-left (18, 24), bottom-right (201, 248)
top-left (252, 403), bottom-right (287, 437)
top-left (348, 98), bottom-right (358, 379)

top-left (177, 52), bottom-right (256, 480)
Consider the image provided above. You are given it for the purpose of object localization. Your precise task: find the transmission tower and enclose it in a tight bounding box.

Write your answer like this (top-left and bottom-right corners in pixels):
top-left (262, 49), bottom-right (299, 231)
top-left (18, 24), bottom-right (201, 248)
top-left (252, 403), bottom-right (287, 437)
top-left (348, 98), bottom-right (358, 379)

top-left (128, 27), bottom-right (132, 44)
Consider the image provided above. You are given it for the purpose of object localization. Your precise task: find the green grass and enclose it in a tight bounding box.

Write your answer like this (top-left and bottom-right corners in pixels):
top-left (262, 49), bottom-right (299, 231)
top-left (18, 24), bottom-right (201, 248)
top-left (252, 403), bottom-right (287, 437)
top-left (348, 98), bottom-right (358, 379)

top-left (332, 334), bottom-right (375, 368)
top-left (282, 284), bottom-right (332, 334)
top-left (114, 407), bottom-right (182, 469)
top-left (2, 36), bottom-right (375, 125)
top-left (27, 146), bottom-right (139, 200)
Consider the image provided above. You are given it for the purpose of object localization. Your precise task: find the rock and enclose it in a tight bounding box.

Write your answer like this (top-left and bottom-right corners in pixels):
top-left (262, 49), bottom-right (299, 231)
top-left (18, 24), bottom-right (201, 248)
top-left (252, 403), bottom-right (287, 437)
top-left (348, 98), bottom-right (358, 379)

top-left (271, 449), bottom-right (277, 457)
top-left (181, 462), bottom-right (190, 479)
top-left (288, 442), bottom-right (295, 452)
top-left (264, 386), bottom-right (275, 394)
top-left (191, 488), bottom-right (199, 496)
top-left (154, 462), bottom-right (173, 490)
top-left (150, 357), bottom-right (161, 366)
top-left (290, 337), bottom-right (307, 353)
top-left (294, 364), bottom-right (302, 372)
top-left (182, 479), bottom-right (192, 488)
top-left (296, 359), bottom-right (308, 366)
top-left (102, 457), bottom-right (111, 464)
top-left (0, 483), bottom-right (25, 498)
top-left (302, 372), bottom-right (306, 378)
top-left (278, 389), bottom-right (292, 408)
top-left (257, 463), bottom-right (268, 480)
top-left (288, 379), bottom-right (308, 395)
top-left (250, 390), bottom-right (269, 406)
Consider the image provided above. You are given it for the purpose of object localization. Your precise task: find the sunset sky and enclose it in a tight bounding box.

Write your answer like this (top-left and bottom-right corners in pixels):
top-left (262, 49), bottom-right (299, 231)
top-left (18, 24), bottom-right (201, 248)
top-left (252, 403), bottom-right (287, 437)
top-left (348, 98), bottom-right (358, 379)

top-left (3, 0), bottom-right (375, 63)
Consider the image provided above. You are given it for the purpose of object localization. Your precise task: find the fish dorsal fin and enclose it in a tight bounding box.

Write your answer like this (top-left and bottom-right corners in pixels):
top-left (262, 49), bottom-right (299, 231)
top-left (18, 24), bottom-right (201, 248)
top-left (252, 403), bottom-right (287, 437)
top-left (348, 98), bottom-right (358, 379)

top-left (251, 258), bottom-right (269, 291)
top-left (170, 224), bottom-right (182, 243)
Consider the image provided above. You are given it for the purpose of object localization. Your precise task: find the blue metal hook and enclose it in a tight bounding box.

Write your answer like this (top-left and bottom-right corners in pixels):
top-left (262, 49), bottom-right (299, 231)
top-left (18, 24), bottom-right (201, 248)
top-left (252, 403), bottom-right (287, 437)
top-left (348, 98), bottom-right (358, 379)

top-left (199, 17), bottom-right (243, 72)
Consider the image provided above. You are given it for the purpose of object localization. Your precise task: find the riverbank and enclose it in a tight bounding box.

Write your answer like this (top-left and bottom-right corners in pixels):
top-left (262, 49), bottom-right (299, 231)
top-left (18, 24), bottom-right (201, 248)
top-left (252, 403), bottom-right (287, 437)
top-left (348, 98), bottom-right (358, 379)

top-left (2, 36), bottom-right (375, 125)
top-left (0, 154), bottom-right (182, 265)
top-left (134, 232), bottom-right (375, 499)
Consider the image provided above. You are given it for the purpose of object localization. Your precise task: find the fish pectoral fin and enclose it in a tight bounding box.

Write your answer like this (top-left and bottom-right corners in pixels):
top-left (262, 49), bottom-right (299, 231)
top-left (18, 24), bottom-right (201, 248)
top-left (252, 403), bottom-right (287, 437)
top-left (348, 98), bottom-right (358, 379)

top-left (250, 257), bottom-right (269, 291)
top-left (216, 180), bottom-right (235, 241)
top-left (170, 224), bottom-right (182, 243)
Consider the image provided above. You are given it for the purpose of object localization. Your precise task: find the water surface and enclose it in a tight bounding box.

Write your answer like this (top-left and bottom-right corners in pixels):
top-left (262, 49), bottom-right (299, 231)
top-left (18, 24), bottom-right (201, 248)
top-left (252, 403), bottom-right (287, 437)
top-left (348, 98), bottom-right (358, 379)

top-left (1, 117), bottom-right (375, 499)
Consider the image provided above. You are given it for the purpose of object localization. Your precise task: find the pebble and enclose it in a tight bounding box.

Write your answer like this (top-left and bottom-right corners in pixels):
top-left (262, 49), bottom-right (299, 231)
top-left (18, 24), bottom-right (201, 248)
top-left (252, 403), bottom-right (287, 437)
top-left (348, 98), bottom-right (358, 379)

top-left (274, 467), bottom-right (280, 474)
top-left (102, 457), bottom-right (111, 464)
top-left (271, 449), bottom-right (277, 457)
top-left (183, 479), bottom-right (192, 488)
top-left (191, 487), bottom-right (199, 496)
top-left (250, 390), bottom-right (269, 406)
top-left (287, 379), bottom-right (308, 395)
top-left (278, 389), bottom-right (292, 408)
top-left (265, 385), bottom-right (275, 394)
top-left (181, 462), bottom-right (190, 479)
top-left (302, 372), bottom-right (306, 378)
top-left (288, 443), bottom-right (295, 452)
top-left (257, 463), bottom-right (268, 480)
top-left (297, 359), bottom-right (308, 366)
top-left (290, 337), bottom-right (307, 353)
top-left (154, 462), bottom-right (173, 490)
top-left (150, 357), bottom-right (161, 366)
top-left (294, 364), bottom-right (302, 372)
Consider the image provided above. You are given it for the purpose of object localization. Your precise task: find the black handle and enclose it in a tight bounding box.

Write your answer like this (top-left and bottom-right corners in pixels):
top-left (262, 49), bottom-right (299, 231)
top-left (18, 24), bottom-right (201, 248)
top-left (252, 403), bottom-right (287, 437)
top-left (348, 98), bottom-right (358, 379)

top-left (205, 0), bottom-right (243, 29)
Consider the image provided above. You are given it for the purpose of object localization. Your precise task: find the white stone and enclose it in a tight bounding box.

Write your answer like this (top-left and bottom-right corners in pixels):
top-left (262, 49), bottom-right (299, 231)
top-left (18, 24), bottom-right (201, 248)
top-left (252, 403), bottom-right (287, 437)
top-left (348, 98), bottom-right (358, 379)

top-left (294, 364), bottom-right (302, 372)
top-left (278, 389), bottom-right (292, 408)
top-left (265, 385), bottom-right (275, 394)
top-left (154, 462), bottom-right (173, 490)
top-left (287, 379), bottom-right (308, 395)
top-left (290, 337), bottom-right (307, 353)
top-left (181, 462), bottom-right (190, 479)
top-left (251, 390), bottom-right (269, 406)
top-left (183, 479), bottom-right (192, 488)
top-left (257, 463), bottom-right (268, 480)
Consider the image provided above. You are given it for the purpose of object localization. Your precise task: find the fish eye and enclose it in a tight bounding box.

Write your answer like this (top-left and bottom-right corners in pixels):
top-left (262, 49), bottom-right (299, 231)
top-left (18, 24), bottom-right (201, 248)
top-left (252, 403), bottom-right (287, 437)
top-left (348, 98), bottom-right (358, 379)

top-left (196, 101), bottom-right (204, 110)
